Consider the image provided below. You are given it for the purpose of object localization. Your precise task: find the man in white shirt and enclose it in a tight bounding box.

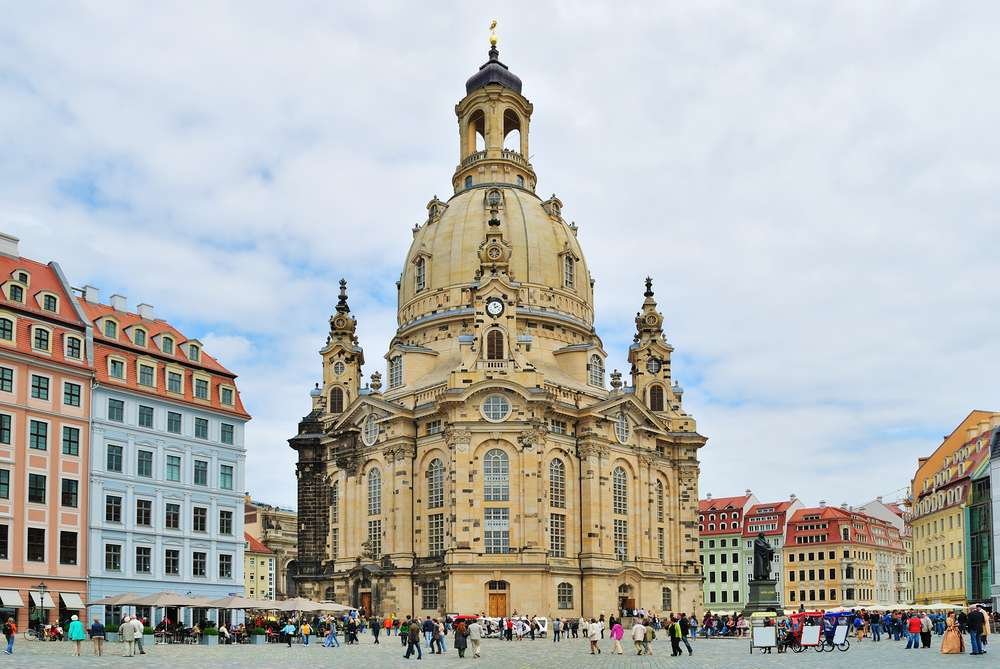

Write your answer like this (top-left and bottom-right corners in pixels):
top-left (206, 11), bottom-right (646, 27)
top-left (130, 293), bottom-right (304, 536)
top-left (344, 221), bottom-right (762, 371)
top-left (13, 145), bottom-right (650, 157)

top-left (588, 619), bottom-right (602, 654)
top-left (468, 619), bottom-right (483, 658)
top-left (632, 620), bottom-right (647, 655)
top-left (131, 616), bottom-right (147, 655)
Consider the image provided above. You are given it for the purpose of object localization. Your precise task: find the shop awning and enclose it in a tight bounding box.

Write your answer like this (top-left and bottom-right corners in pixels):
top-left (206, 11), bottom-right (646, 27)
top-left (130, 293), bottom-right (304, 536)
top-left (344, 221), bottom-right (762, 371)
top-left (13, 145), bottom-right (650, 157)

top-left (0, 590), bottom-right (23, 607)
top-left (29, 592), bottom-right (56, 608)
top-left (60, 592), bottom-right (85, 609)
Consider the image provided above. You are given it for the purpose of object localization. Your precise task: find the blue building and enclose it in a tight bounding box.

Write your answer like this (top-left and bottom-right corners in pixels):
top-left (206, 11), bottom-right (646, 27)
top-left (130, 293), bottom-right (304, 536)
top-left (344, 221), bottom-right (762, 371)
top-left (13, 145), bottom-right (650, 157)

top-left (80, 291), bottom-right (250, 627)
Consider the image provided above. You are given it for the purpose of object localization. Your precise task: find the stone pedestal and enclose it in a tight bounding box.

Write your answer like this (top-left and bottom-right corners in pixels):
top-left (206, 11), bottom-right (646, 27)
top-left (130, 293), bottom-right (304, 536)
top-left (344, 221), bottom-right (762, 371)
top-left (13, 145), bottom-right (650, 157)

top-left (743, 579), bottom-right (781, 616)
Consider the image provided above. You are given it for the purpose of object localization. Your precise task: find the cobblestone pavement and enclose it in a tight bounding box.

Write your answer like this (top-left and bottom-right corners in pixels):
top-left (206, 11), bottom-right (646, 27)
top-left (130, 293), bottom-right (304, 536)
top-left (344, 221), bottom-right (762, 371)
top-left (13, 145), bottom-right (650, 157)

top-left (3, 632), bottom-right (984, 668)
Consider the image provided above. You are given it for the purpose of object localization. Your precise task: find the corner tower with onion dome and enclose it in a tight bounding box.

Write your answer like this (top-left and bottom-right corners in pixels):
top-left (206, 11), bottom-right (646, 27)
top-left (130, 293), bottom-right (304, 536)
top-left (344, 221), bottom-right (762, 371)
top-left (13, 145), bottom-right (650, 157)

top-left (290, 33), bottom-right (706, 619)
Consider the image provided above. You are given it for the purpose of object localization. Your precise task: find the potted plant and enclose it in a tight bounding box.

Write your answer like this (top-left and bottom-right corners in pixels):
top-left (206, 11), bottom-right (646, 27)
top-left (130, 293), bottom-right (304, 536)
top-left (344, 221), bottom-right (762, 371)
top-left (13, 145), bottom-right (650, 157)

top-left (252, 627), bottom-right (267, 645)
top-left (143, 626), bottom-right (155, 647)
top-left (201, 626), bottom-right (219, 646)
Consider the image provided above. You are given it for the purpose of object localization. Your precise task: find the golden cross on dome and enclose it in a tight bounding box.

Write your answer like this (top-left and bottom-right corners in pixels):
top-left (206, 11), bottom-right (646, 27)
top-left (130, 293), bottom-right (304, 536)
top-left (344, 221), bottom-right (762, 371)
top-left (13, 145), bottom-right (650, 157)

top-left (489, 19), bottom-right (498, 46)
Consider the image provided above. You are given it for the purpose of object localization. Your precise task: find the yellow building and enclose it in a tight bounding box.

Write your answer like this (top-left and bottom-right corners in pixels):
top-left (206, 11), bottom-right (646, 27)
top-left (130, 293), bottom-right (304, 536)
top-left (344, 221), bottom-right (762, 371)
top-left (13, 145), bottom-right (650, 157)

top-left (289, 39), bottom-right (706, 619)
top-left (244, 496), bottom-right (297, 598)
top-left (912, 410), bottom-right (999, 605)
top-left (243, 532), bottom-right (275, 601)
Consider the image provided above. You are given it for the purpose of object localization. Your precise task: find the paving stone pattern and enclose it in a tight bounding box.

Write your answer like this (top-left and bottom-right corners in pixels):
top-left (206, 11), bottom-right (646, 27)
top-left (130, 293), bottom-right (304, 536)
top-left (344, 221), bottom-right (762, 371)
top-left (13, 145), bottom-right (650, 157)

top-left (3, 631), bottom-right (979, 668)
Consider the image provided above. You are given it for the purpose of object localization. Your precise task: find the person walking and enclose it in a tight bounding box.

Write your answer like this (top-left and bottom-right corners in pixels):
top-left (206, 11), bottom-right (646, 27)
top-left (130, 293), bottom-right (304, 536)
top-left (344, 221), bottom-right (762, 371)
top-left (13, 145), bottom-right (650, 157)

top-left (67, 615), bottom-right (86, 656)
top-left (552, 617), bottom-right (561, 642)
top-left (905, 612), bottom-right (921, 649)
top-left (468, 618), bottom-right (482, 659)
top-left (131, 615), bottom-right (146, 655)
top-left (119, 616), bottom-right (137, 657)
top-left (89, 618), bottom-right (105, 656)
top-left (454, 620), bottom-right (469, 658)
top-left (323, 618), bottom-right (340, 647)
top-left (919, 612), bottom-right (932, 648)
top-left (611, 620), bottom-right (624, 654)
top-left (669, 616), bottom-right (682, 657)
top-left (404, 620), bottom-right (422, 659)
top-left (632, 619), bottom-right (646, 655)
top-left (941, 612), bottom-right (964, 654)
top-left (967, 605), bottom-right (985, 655)
top-left (438, 617), bottom-right (448, 653)
top-left (1, 617), bottom-right (14, 655)
top-left (281, 621), bottom-right (296, 647)
top-left (588, 618), bottom-right (602, 654)
top-left (371, 615), bottom-right (381, 644)
top-left (642, 620), bottom-right (656, 656)
top-left (430, 618), bottom-right (443, 654)
top-left (679, 613), bottom-right (693, 656)
top-left (870, 611), bottom-right (881, 642)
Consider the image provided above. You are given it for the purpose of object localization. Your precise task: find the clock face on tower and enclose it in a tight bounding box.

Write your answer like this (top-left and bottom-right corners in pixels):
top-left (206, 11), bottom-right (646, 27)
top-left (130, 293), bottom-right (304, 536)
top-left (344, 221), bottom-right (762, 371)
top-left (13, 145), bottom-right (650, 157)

top-left (486, 298), bottom-right (505, 318)
top-left (646, 358), bottom-right (662, 374)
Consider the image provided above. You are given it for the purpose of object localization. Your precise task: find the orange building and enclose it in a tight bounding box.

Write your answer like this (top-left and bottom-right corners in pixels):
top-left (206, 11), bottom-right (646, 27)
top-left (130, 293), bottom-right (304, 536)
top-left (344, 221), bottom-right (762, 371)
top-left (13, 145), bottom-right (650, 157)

top-left (0, 234), bottom-right (93, 628)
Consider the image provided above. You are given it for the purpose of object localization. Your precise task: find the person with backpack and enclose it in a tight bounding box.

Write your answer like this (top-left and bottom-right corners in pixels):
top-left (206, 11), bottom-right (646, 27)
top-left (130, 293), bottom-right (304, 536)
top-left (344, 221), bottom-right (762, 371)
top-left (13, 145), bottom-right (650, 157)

top-left (404, 619), bottom-right (422, 659)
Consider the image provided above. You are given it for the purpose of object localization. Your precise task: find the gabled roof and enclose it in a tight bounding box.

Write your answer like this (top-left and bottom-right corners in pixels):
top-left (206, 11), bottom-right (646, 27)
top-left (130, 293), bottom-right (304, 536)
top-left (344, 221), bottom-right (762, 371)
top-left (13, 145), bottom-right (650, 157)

top-left (699, 495), bottom-right (751, 513)
top-left (83, 302), bottom-right (234, 375)
top-left (244, 532), bottom-right (272, 555)
top-left (0, 254), bottom-right (87, 328)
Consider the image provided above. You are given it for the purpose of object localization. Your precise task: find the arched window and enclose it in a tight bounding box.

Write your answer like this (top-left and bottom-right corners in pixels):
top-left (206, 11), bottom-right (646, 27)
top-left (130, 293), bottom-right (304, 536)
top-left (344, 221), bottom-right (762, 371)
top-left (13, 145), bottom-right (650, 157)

top-left (367, 468), bottom-right (382, 516)
top-left (329, 387), bottom-right (344, 413)
top-left (656, 480), bottom-right (664, 522)
top-left (649, 385), bottom-right (664, 412)
top-left (483, 449), bottom-right (509, 501)
top-left (0, 317), bottom-right (12, 341)
top-left (588, 355), bottom-right (604, 387)
top-left (557, 582), bottom-right (573, 609)
top-left (427, 458), bottom-right (444, 508)
top-left (549, 458), bottom-right (566, 508)
top-left (486, 330), bottom-right (504, 360)
top-left (415, 257), bottom-right (426, 291)
top-left (464, 175), bottom-right (473, 189)
top-left (324, 586), bottom-right (335, 601)
top-left (614, 413), bottom-right (630, 444)
top-left (330, 481), bottom-right (339, 524)
top-left (661, 587), bottom-right (672, 611)
top-left (388, 355), bottom-right (402, 389)
top-left (563, 255), bottom-right (575, 288)
top-left (612, 467), bottom-right (628, 515)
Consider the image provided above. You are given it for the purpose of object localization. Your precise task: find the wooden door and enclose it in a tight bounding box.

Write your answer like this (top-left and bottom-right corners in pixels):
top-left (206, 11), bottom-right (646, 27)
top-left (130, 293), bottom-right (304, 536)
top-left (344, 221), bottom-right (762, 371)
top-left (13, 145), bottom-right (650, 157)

top-left (360, 593), bottom-right (372, 615)
top-left (488, 593), bottom-right (507, 618)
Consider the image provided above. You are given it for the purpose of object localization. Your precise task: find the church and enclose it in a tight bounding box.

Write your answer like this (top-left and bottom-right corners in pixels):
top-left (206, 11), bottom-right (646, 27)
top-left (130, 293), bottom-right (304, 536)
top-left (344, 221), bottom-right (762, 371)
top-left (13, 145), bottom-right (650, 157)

top-left (290, 36), bottom-right (706, 619)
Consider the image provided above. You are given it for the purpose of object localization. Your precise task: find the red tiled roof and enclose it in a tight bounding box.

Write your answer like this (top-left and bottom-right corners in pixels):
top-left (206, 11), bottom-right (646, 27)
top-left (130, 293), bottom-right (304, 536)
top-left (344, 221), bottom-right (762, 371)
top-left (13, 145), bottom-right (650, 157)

top-left (0, 255), bottom-right (87, 327)
top-left (698, 495), bottom-right (750, 513)
top-left (786, 507), bottom-right (904, 551)
top-left (741, 500), bottom-right (795, 538)
top-left (244, 532), bottom-right (272, 555)
top-left (82, 302), bottom-right (233, 375)
top-left (84, 302), bottom-right (250, 419)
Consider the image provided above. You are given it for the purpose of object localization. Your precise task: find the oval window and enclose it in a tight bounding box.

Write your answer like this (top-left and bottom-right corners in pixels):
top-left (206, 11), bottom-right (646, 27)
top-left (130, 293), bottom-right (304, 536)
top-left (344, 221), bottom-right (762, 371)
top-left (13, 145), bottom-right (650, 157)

top-left (362, 414), bottom-right (380, 446)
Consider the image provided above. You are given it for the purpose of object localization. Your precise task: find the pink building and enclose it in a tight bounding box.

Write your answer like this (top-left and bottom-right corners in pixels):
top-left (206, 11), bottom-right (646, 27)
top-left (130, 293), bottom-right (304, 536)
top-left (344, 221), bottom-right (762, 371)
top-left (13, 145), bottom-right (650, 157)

top-left (0, 234), bottom-right (92, 629)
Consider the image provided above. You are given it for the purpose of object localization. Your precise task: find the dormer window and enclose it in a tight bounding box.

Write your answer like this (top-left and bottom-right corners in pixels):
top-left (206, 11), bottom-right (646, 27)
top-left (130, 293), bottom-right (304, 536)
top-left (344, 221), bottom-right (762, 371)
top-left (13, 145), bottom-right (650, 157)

top-left (134, 328), bottom-right (146, 347)
top-left (32, 327), bottom-right (50, 352)
top-left (188, 344), bottom-right (200, 361)
top-left (161, 336), bottom-right (174, 354)
top-left (563, 255), bottom-right (575, 289)
top-left (42, 294), bottom-right (57, 312)
top-left (220, 386), bottom-right (234, 406)
top-left (16, 272), bottom-right (28, 284)
top-left (8, 285), bottom-right (23, 303)
top-left (104, 320), bottom-right (117, 338)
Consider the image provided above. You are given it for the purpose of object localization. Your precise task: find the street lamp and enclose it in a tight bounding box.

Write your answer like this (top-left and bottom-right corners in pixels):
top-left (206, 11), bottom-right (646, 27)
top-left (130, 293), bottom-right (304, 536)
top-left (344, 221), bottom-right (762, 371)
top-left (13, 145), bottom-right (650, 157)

top-left (35, 581), bottom-right (48, 630)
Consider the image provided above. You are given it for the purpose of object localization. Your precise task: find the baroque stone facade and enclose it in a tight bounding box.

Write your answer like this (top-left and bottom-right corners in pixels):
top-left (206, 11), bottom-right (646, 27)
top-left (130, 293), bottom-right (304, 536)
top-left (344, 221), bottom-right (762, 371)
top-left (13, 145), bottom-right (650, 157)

top-left (290, 42), bottom-right (706, 618)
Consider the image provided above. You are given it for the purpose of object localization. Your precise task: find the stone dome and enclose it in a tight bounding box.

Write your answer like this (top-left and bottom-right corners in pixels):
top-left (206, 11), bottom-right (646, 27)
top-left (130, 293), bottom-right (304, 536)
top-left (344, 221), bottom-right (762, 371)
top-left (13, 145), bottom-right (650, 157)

top-left (398, 185), bottom-right (593, 331)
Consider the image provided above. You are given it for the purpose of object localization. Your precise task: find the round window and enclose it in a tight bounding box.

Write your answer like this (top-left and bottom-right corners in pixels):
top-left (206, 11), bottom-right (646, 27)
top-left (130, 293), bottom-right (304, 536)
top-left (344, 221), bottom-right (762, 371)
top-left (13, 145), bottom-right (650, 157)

top-left (481, 394), bottom-right (511, 422)
top-left (362, 414), bottom-right (379, 446)
top-left (334, 361), bottom-right (346, 376)
top-left (614, 413), bottom-right (630, 444)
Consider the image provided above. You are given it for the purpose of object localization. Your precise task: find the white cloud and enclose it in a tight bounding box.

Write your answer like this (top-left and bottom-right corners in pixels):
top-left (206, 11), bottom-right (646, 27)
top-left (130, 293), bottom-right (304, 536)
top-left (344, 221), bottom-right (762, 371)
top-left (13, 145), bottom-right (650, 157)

top-left (2, 2), bottom-right (999, 509)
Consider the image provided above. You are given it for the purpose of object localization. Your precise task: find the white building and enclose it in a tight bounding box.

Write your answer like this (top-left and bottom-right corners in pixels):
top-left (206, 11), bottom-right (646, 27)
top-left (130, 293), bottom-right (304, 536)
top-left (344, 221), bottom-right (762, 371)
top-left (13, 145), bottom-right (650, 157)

top-left (857, 497), bottom-right (913, 606)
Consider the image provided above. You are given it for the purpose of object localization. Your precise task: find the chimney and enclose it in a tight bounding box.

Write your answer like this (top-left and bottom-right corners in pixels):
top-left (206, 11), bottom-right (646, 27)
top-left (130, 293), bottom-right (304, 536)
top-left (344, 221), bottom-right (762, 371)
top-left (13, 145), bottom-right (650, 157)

top-left (789, 494), bottom-right (797, 501)
top-left (137, 303), bottom-right (154, 320)
top-left (706, 493), bottom-right (713, 501)
top-left (83, 285), bottom-right (100, 303)
top-left (876, 496), bottom-right (883, 503)
top-left (0, 233), bottom-right (19, 257)
top-left (745, 489), bottom-right (752, 497)
top-left (110, 294), bottom-right (127, 312)
top-left (819, 500), bottom-right (826, 508)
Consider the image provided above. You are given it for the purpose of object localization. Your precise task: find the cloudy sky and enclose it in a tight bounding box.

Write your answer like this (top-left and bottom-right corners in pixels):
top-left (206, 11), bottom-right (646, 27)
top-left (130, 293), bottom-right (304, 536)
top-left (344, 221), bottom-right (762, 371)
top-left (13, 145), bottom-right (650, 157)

top-left (3, 2), bottom-right (998, 510)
